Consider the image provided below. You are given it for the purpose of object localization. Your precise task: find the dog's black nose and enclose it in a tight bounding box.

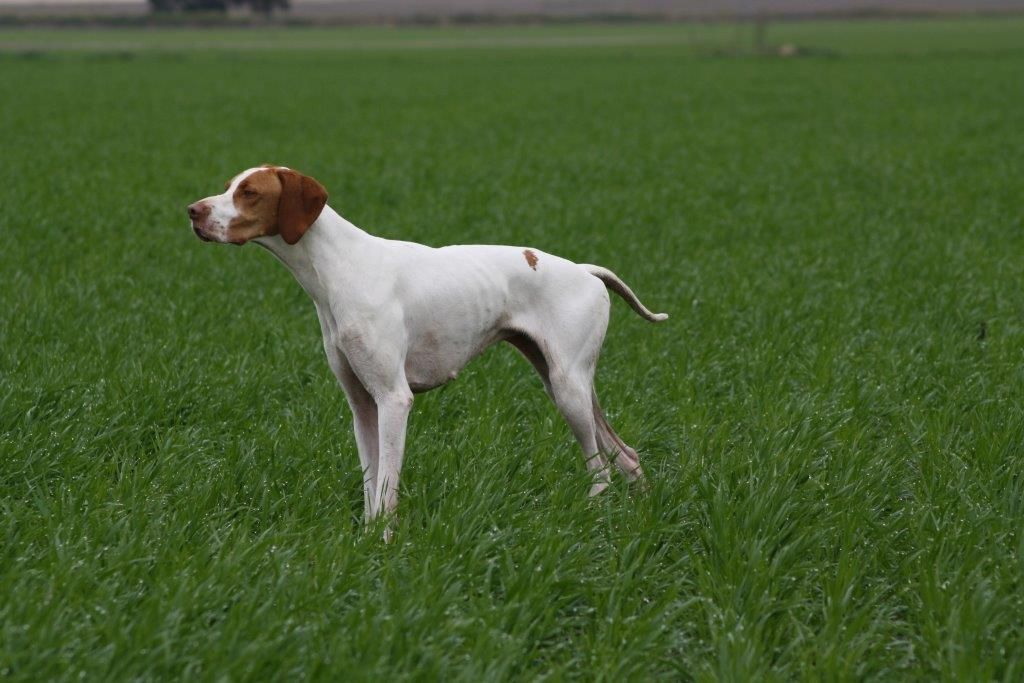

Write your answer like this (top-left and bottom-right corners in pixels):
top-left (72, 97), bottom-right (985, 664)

top-left (188, 202), bottom-right (209, 220)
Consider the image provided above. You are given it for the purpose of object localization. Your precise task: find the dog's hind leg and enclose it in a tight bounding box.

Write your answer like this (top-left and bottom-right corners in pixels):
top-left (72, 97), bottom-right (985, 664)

top-left (592, 388), bottom-right (645, 482)
top-left (550, 368), bottom-right (612, 496)
top-left (507, 333), bottom-right (611, 495)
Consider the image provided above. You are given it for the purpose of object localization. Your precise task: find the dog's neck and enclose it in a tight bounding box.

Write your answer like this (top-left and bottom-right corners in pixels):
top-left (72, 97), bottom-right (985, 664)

top-left (253, 204), bottom-right (372, 304)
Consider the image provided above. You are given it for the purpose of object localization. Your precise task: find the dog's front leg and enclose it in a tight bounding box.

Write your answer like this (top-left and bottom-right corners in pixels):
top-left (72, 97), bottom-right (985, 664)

top-left (322, 344), bottom-right (380, 522)
top-left (344, 391), bottom-right (380, 523)
top-left (373, 389), bottom-right (413, 542)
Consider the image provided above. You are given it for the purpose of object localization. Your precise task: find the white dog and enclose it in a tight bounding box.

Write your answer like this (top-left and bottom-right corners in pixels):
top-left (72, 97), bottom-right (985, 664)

top-left (189, 165), bottom-right (667, 538)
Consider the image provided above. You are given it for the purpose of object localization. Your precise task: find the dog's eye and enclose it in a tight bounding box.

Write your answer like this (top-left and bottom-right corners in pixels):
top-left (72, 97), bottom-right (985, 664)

top-left (242, 189), bottom-right (258, 198)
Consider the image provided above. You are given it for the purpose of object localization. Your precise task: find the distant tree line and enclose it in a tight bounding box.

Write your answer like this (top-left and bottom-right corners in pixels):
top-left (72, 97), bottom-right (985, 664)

top-left (149, 0), bottom-right (288, 16)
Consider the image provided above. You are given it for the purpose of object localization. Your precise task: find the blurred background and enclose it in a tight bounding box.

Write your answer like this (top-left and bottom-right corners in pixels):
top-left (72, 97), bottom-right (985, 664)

top-left (1, 0), bottom-right (1022, 24)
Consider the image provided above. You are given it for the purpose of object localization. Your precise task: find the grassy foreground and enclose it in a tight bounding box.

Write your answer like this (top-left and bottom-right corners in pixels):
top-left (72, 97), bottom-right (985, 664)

top-left (1, 18), bottom-right (1023, 680)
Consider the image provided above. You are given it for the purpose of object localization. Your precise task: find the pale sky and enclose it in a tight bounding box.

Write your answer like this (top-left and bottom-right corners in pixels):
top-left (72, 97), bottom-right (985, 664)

top-left (1, 0), bottom-right (159, 3)
top-left (0, 0), bottom-right (358, 4)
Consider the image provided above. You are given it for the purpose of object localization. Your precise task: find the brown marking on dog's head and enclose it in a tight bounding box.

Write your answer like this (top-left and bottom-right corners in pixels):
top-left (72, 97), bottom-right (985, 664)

top-left (192, 166), bottom-right (328, 246)
top-left (274, 168), bottom-right (328, 245)
top-left (523, 249), bottom-right (539, 270)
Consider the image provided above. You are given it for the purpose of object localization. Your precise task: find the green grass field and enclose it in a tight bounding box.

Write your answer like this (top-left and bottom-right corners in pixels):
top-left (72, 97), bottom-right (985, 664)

top-left (2, 17), bottom-right (1023, 680)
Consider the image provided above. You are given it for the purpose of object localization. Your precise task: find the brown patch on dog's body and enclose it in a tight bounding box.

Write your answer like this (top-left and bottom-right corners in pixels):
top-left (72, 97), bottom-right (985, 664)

top-left (523, 249), bottom-right (539, 270)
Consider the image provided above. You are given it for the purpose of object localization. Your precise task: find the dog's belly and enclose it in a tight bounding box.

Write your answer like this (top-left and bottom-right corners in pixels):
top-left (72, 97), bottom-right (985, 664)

top-left (397, 253), bottom-right (517, 392)
top-left (404, 326), bottom-right (500, 393)
top-left (396, 243), bottom-right (583, 393)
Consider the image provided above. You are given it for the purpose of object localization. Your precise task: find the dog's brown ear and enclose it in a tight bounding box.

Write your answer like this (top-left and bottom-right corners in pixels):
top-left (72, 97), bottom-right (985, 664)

top-left (276, 168), bottom-right (327, 245)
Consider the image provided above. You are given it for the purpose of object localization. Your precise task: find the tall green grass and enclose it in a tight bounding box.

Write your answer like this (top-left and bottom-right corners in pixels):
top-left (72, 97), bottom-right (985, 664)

top-left (1, 18), bottom-right (1023, 680)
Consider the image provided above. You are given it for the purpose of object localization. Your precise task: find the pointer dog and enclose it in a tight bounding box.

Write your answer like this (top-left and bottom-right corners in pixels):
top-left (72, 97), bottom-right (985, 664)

top-left (189, 166), bottom-right (667, 538)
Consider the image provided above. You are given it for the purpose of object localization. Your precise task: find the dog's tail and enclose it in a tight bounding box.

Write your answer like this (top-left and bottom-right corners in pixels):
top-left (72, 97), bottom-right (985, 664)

top-left (582, 264), bottom-right (668, 323)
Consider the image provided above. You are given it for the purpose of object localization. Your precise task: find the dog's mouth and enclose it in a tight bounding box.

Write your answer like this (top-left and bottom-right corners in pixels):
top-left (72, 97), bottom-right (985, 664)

top-left (192, 224), bottom-right (213, 242)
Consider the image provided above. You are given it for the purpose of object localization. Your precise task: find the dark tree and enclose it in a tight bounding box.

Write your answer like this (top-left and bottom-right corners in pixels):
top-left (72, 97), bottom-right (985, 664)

top-left (238, 0), bottom-right (289, 16)
top-left (149, 0), bottom-right (289, 15)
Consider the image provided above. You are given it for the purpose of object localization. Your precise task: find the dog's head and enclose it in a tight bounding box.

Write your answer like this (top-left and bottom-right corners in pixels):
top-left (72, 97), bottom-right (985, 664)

top-left (188, 165), bottom-right (327, 246)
